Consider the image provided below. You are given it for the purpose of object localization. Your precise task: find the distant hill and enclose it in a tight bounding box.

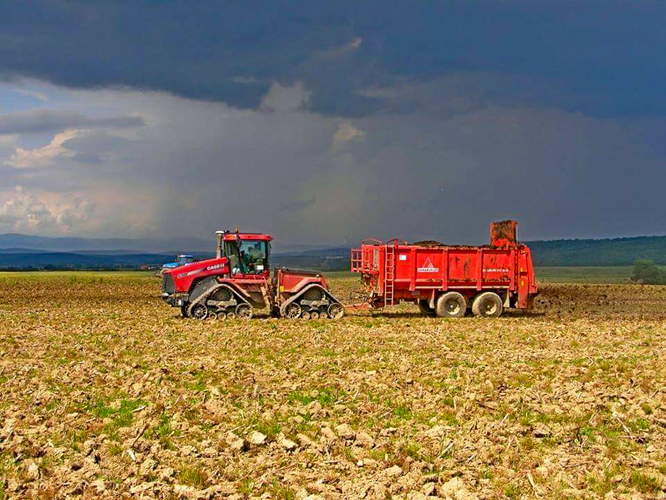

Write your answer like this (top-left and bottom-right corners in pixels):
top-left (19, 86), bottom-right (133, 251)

top-left (0, 252), bottom-right (204, 270)
top-left (0, 233), bottom-right (212, 253)
top-left (527, 236), bottom-right (666, 266)
top-left (0, 234), bottom-right (665, 270)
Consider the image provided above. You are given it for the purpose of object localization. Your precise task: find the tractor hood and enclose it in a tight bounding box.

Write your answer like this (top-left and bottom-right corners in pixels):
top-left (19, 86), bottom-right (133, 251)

top-left (165, 257), bottom-right (228, 277)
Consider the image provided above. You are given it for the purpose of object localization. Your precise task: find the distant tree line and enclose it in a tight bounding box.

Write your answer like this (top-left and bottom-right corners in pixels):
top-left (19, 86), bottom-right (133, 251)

top-left (529, 236), bottom-right (666, 266)
top-left (632, 260), bottom-right (666, 284)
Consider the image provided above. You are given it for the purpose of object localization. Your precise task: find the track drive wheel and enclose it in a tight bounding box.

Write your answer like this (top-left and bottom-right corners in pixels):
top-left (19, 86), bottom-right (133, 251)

top-left (435, 292), bottom-right (466, 318)
top-left (471, 292), bottom-right (503, 318)
top-left (303, 287), bottom-right (324, 301)
top-left (327, 303), bottom-right (345, 320)
top-left (190, 303), bottom-right (208, 320)
top-left (210, 287), bottom-right (232, 301)
top-left (418, 299), bottom-right (437, 317)
top-left (285, 303), bottom-right (301, 319)
top-left (235, 303), bottom-right (253, 320)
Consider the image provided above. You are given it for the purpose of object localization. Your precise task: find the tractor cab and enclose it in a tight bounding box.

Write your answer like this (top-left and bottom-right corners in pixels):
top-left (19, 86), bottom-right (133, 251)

top-left (216, 231), bottom-right (272, 278)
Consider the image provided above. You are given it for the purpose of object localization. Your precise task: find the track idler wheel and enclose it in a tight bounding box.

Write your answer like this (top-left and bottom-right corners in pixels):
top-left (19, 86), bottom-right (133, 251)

top-left (285, 303), bottom-right (301, 319)
top-left (235, 303), bottom-right (253, 319)
top-left (190, 303), bottom-right (208, 320)
top-left (327, 303), bottom-right (345, 320)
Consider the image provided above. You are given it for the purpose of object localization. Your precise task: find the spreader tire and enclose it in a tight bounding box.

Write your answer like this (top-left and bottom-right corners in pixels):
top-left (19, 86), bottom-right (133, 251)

top-left (435, 292), bottom-right (466, 318)
top-left (471, 292), bottom-right (503, 318)
top-left (418, 299), bottom-right (436, 317)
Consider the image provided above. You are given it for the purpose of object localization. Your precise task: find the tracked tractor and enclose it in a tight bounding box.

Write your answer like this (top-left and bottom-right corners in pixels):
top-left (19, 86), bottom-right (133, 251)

top-left (161, 231), bottom-right (345, 320)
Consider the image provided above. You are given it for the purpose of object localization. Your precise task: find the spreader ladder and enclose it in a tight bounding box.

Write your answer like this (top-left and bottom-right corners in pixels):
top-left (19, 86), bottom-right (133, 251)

top-left (383, 244), bottom-right (396, 306)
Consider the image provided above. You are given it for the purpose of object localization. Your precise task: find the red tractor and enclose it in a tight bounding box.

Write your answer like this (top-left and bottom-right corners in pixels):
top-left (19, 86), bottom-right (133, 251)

top-left (161, 231), bottom-right (345, 320)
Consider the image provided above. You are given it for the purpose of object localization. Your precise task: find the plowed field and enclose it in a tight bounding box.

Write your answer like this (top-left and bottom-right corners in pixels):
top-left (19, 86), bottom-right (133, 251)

top-left (0, 273), bottom-right (665, 499)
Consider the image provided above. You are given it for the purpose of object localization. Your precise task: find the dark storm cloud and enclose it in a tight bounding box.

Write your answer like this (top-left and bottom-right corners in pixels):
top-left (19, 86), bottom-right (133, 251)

top-left (1, 1), bottom-right (665, 117)
top-left (0, 109), bottom-right (144, 135)
top-left (279, 195), bottom-right (317, 213)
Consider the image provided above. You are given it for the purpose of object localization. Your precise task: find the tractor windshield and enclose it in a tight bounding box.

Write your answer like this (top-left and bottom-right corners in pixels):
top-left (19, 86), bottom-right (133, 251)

top-left (224, 239), bottom-right (269, 275)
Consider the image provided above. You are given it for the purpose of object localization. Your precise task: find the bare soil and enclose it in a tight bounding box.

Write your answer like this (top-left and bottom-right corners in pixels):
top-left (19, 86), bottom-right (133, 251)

top-left (0, 274), bottom-right (665, 499)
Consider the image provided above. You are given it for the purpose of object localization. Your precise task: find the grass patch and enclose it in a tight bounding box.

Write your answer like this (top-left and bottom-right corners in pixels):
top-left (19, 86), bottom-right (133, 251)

top-left (177, 466), bottom-right (208, 487)
top-left (287, 387), bottom-right (343, 407)
top-left (270, 479), bottom-right (295, 499)
top-left (630, 471), bottom-right (662, 494)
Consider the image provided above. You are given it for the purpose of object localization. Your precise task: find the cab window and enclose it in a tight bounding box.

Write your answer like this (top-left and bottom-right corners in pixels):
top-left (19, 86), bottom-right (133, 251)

top-left (224, 240), bottom-right (269, 275)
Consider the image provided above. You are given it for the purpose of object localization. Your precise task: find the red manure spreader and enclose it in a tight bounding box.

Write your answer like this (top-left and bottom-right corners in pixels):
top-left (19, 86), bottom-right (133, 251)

top-left (161, 231), bottom-right (345, 320)
top-left (351, 220), bottom-right (538, 318)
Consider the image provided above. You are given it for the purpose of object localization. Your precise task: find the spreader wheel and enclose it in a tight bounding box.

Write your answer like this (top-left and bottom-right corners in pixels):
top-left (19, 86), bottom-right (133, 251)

top-left (207, 312), bottom-right (217, 320)
top-left (418, 299), bottom-right (436, 317)
top-left (301, 311), bottom-right (311, 320)
top-left (435, 292), bottom-right (466, 318)
top-left (471, 292), bottom-right (503, 318)
top-left (235, 303), bottom-right (253, 320)
top-left (310, 310), bottom-right (320, 320)
top-left (190, 304), bottom-right (208, 320)
top-left (327, 303), bottom-right (345, 320)
top-left (180, 304), bottom-right (189, 318)
top-left (217, 312), bottom-right (227, 320)
top-left (226, 311), bottom-right (236, 320)
top-left (285, 303), bottom-right (302, 319)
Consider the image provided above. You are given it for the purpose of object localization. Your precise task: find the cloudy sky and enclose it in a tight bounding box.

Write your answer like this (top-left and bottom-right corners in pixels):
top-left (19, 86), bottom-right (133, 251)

top-left (0, 1), bottom-right (665, 245)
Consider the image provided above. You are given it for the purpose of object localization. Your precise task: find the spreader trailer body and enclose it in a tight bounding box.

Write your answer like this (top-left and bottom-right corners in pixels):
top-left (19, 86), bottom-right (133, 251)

top-left (351, 221), bottom-right (538, 318)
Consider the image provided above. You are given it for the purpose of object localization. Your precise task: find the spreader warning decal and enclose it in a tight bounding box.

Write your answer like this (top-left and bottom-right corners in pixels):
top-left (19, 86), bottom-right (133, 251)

top-left (417, 258), bottom-right (439, 273)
